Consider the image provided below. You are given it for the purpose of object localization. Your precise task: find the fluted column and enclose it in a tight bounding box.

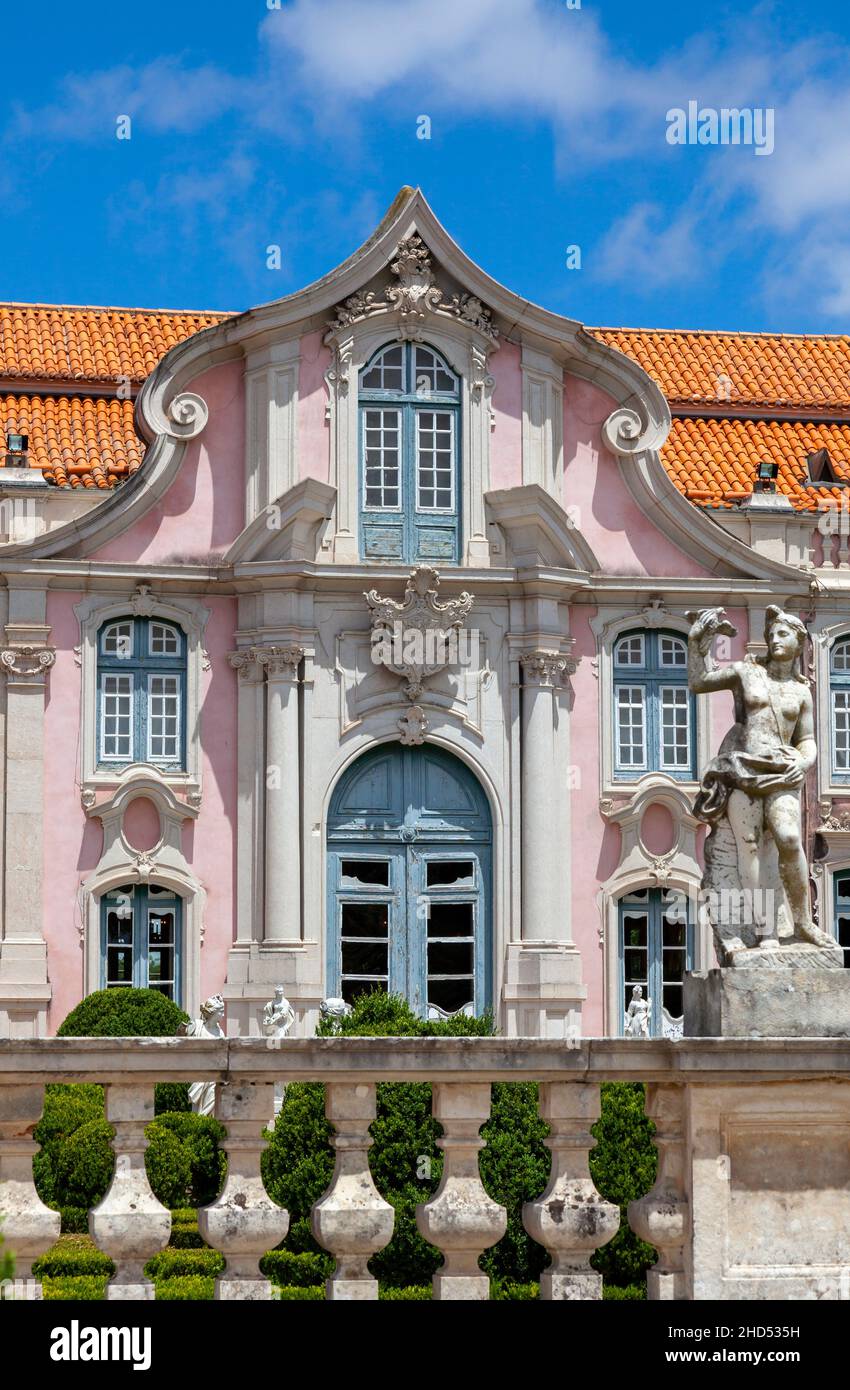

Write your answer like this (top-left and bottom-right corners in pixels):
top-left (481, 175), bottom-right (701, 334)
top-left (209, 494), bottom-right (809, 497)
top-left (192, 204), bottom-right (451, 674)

top-left (311, 1082), bottom-right (395, 1299)
top-left (89, 1085), bottom-right (170, 1299)
top-left (257, 645), bottom-right (303, 943)
top-left (628, 1084), bottom-right (689, 1300)
top-left (416, 1083), bottom-right (506, 1300)
top-left (0, 1083), bottom-right (60, 1295)
top-left (199, 1081), bottom-right (289, 1299)
top-left (522, 1082), bottom-right (619, 1299)
top-left (519, 650), bottom-right (575, 940)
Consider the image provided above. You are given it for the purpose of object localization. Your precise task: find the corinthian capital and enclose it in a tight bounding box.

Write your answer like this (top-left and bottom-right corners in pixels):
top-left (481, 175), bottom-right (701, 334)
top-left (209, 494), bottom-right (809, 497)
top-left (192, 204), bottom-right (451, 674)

top-left (519, 649), bottom-right (579, 687)
top-left (253, 644), bottom-right (305, 680)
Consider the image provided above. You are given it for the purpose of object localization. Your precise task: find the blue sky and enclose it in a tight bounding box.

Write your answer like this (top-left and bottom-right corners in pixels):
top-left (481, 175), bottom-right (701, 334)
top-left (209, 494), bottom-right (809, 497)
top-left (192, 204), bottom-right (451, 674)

top-left (6, 0), bottom-right (850, 331)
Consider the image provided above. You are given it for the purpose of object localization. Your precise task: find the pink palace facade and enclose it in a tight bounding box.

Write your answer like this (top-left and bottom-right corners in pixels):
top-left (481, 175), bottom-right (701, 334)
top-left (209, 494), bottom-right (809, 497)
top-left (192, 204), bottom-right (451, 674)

top-left (2, 186), bottom-right (850, 1042)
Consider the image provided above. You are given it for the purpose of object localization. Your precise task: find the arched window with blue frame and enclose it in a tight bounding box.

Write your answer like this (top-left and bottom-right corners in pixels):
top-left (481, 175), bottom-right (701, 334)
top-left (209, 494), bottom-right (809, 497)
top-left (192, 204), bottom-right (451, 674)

top-left (101, 884), bottom-right (182, 1002)
top-left (97, 617), bottom-right (187, 771)
top-left (613, 629), bottom-right (695, 780)
top-left (830, 637), bottom-right (850, 780)
top-left (358, 341), bottom-right (461, 563)
top-left (619, 886), bottom-right (693, 1037)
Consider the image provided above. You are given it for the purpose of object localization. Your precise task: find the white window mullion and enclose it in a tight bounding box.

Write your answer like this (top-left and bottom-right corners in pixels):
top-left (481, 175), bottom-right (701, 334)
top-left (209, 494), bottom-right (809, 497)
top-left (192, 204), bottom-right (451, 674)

top-left (832, 689), bottom-right (850, 773)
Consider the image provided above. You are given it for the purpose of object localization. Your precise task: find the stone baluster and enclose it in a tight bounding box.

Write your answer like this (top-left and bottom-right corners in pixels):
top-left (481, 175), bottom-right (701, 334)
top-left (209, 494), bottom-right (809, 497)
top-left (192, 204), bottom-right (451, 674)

top-left (311, 1082), bottom-right (395, 1299)
top-left (416, 1083), bottom-right (506, 1300)
top-left (522, 1082), bottom-right (620, 1299)
top-left (0, 1084), bottom-right (60, 1297)
top-left (89, 1085), bottom-right (171, 1300)
top-left (199, 1081), bottom-right (289, 1299)
top-left (628, 1084), bottom-right (689, 1300)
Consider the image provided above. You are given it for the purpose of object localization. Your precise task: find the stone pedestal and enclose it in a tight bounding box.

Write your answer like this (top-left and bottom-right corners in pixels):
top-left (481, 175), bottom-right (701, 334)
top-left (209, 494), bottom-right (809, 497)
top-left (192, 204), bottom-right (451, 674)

top-left (687, 1079), bottom-right (850, 1299)
top-left (685, 955), bottom-right (850, 1038)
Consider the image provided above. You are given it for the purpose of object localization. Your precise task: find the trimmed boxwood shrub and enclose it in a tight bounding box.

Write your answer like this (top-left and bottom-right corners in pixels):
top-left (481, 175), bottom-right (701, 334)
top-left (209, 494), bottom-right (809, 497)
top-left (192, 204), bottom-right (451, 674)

top-left (146, 1248), bottom-right (223, 1279)
top-left (155, 1276), bottom-right (215, 1300)
top-left (42, 1275), bottom-right (108, 1301)
top-left (275, 1285), bottom-right (324, 1301)
top-left (589, 1082), bottom-right (657, 1289)
top-left (57, 988), bottom-right (188, 1039)
top-left (59, 1207), bottom-right (90, 1235)
top-left (144, 1125), bottom-right (193, 1211)
top-left (34, 1243), bottom-right (113, 1277)
top-left (53, 1119), bottom-right (114, 1211)
top-left (151, 1112), bottom-right (226, 1206)
top-left (56, 988), bottom-right (191, 1115)
top-left (260, 1250), bottom-right (333, 1286)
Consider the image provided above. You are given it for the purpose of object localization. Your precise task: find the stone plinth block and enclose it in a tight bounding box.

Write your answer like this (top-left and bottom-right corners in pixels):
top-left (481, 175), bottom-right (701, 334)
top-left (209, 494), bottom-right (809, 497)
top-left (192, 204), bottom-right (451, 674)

top-left (688, 1079), bottom-right (850, 1299)
top-left (685, 960), bottom-right (850, 1038)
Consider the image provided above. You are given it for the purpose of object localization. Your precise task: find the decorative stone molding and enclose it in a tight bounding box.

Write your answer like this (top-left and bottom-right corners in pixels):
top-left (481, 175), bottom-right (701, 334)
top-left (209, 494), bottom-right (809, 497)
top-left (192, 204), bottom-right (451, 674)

top-left (130, 583), bottom-right (157, 616)
top-left (0, 644), bottom-right (55, 682)
top-left (602, 405), bottom-right (652, 457)
top-left (398, 705), bottom-right (429, 745)
top-left (641, 597), bottom-right (669, 628)
top-left (365, 566), bottom-right (474, 701)
top-left (326, 235), bottom-right (499, 345)
top-left (80, 769), bottom-right (206, 1017)
top-left (597, 775), bottom-right (708, 1035)
top-left (165, 391), bottom-right (209, 440)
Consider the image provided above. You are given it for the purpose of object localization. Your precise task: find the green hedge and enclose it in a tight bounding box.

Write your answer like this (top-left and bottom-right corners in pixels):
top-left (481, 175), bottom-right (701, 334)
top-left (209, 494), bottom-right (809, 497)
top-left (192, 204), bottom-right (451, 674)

top-left (260, 1250), bottom-right (333, 1287)
top-left (42, 1275), bottom-right (108, 1301)
top-left (146, 1249), bottom-right (223, 1279)
top-left (275, 1285), bottom-right (324, 1301)
top-left (155, 1276), bottom-right (215, 1300)
top-left (57, 988), bottom-right (188, 1039)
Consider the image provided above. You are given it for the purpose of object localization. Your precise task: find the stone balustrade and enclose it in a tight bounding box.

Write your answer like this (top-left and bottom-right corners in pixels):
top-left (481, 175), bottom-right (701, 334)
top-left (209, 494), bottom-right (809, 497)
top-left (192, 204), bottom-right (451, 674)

top-left (2, 1036), bottom-right (850, 1301)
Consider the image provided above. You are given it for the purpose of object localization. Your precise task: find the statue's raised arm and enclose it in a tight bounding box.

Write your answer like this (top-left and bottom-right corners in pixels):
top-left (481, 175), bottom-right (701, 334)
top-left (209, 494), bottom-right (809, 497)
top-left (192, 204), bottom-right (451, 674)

top-left (686, 608), bottom-right (739, 693)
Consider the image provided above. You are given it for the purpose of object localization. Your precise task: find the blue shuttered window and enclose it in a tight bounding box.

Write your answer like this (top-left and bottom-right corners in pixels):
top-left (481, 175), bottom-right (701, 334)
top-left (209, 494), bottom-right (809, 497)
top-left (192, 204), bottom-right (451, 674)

top-left (832, 872), bottom-right (850, 967)
top-left (97, 617), bottom-right (186, 771)
top-left (613, 630), bottom-right (695, 780)
top-left (101, 884), bottom-right (182, 1002)
top-left (359, 342), bottom-right (461, 563)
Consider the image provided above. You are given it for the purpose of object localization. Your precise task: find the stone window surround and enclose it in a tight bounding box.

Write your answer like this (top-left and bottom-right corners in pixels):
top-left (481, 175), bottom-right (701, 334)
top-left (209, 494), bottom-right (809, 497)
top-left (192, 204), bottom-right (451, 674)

top-left (596, 775), bottom-right (709, 1037)
top-left (812, 618), bottom-right (850, 800)
top-left (590, 606), bottom-right (712, 799)
top-left (323, 312), bottom-right (498, 566)
top-left (74, 589), bottom-right (210, 804)
top-left (80, 769), bottom-right (205, 1019)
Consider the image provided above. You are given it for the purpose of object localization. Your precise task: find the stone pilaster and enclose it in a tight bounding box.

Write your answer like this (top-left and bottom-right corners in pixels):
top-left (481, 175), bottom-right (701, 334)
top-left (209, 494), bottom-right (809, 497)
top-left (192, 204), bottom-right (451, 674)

top-left (503, 646), bottom-right (585, 1039)
top-left (0, 589), bottom-right (54, 1038)
top-left (256, 645), bottom-right (303, 943)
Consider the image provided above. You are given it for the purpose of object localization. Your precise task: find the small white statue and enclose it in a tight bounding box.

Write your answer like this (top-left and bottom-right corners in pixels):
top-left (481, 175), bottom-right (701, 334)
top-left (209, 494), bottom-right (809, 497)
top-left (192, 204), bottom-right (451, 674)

top-left (320, 997), bottom-right (353, 1033)
top-left (178, 993), bottom-right (225, 1116)
top-left (624, 985), bottom-right (651, 1039)
top-left (262, 986), bottom-right (295, 1120)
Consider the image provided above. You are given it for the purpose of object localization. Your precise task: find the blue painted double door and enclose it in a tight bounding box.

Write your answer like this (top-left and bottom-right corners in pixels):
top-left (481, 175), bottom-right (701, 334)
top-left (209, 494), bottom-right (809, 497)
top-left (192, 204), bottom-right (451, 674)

top-left (327, 745), bottom-right (492, 1017)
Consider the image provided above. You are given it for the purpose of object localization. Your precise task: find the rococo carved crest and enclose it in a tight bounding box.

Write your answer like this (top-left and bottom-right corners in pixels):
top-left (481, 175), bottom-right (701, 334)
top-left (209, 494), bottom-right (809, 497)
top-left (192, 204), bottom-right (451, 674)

top-left (365, 564), bottom-right (475, 702)
top-left (326, 235), bottom-right (498, 343)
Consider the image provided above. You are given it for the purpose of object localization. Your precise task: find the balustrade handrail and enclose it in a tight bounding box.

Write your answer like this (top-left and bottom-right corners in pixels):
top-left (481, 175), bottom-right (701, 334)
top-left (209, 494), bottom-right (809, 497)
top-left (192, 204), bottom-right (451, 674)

top-left (3, 1034), bottom-right (850, 1085)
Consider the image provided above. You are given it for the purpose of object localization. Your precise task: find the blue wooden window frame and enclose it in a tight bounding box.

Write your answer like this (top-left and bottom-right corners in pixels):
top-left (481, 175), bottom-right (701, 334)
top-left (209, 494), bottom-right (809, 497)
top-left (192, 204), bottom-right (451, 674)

top-left (618, 886), bottom-right (693, 1037)
top-left (100, 884), bottom-right (183, 1002)
top-left (833, 871), bottom-right (850, 967)
top-left (358, 342), bottom-right (461, 564)
top-left (97, 616), bottom-right (187, 771)
top-left (830, 638), bottom-right (850, 782)
top-left (613, 629), bottom-right (695, 780)
top-left (326, 745), bottom-right (491, 1018)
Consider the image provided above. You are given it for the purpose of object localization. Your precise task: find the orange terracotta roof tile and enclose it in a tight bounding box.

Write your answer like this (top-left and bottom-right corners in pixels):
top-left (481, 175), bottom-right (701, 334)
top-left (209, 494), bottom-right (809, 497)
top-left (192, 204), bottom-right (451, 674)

top-left (591, 327), bottom-right (850, 411)
top-left (0, 304), bottom-right (230, 384)
top-left (0, 394), bottom-right (142, 489)
top-left (661, 417), bottom-right (850, 510)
